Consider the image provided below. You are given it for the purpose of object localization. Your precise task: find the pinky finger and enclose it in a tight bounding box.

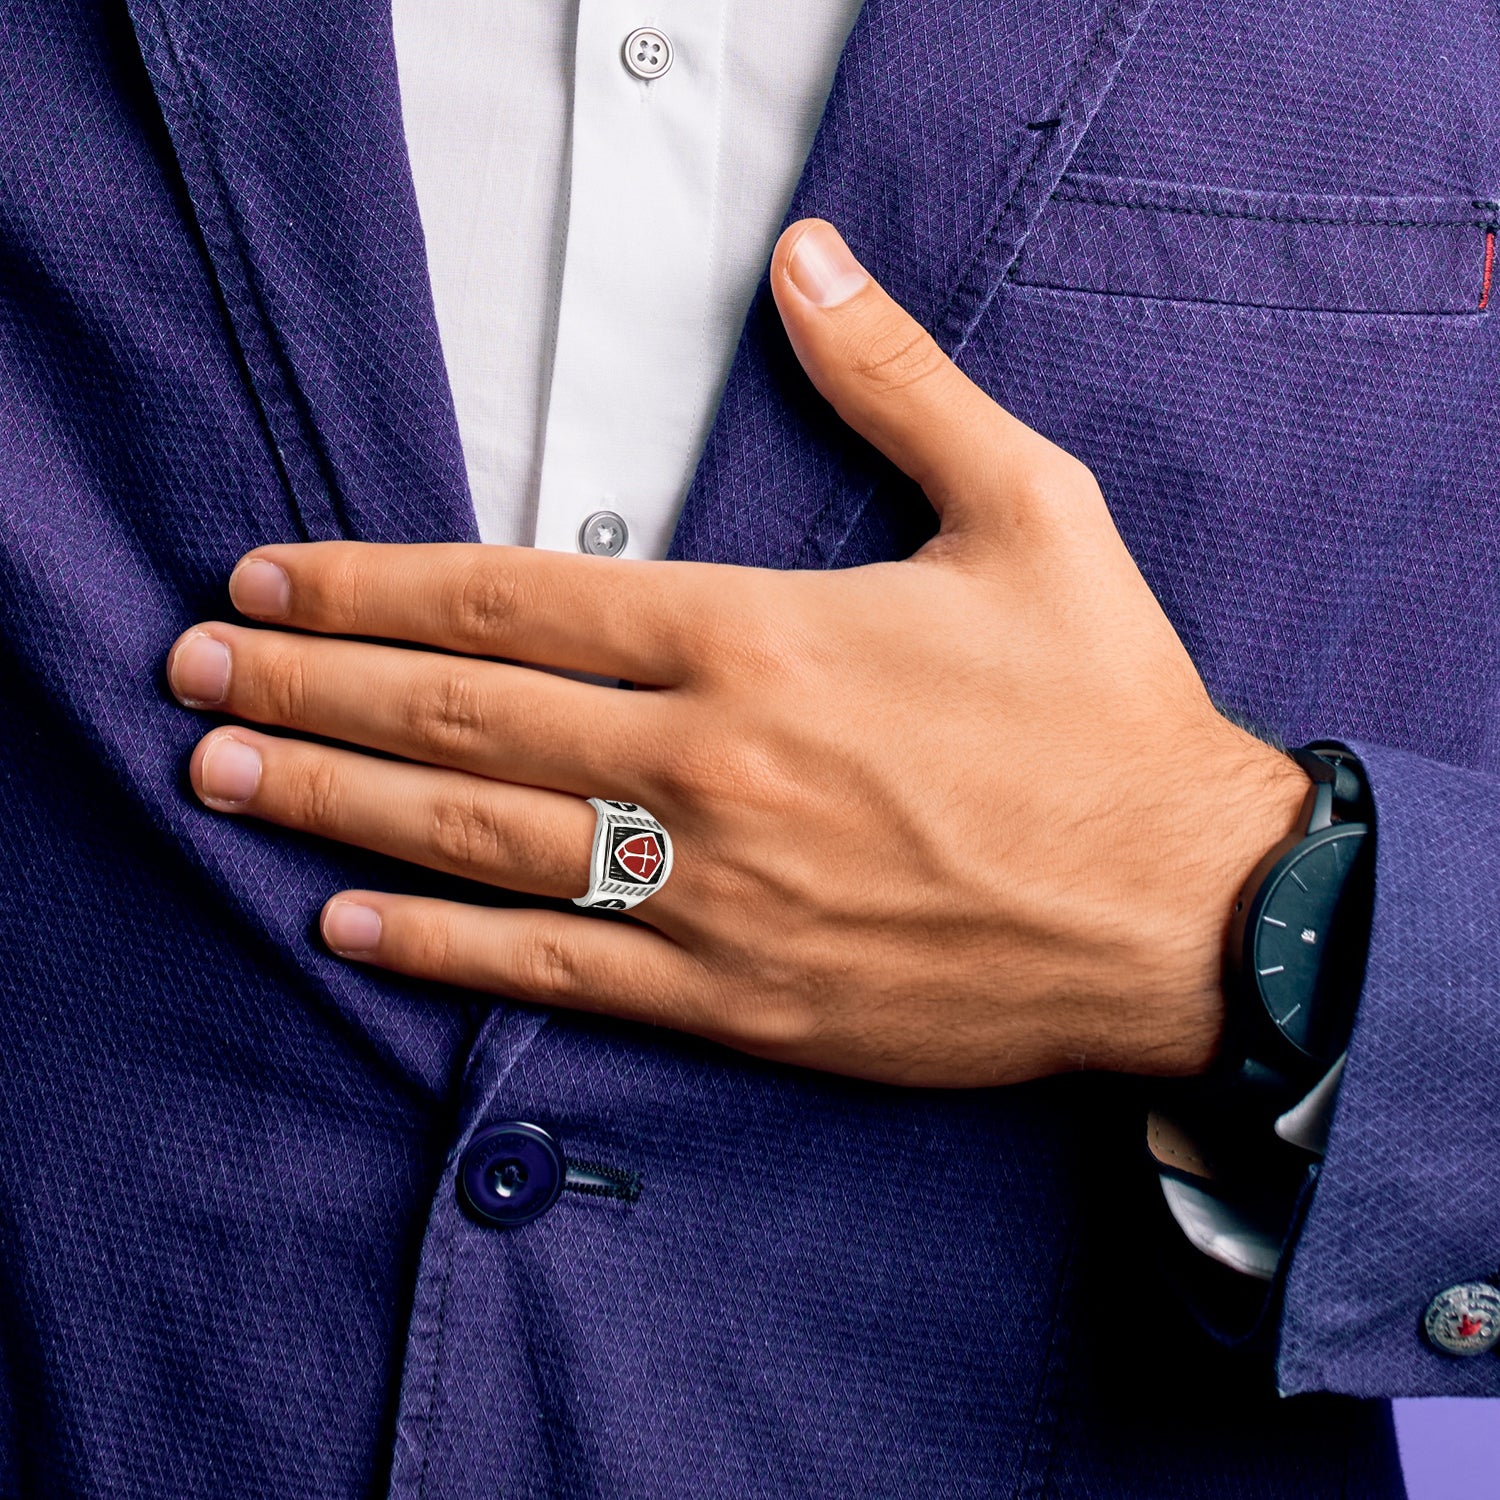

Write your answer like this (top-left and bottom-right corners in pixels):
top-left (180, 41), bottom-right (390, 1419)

top-left (319, 890), bottom-right (701, 1025)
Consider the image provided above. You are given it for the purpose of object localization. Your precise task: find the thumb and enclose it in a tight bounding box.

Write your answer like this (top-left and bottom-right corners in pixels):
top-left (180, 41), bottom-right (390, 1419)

top-left (770, 218), bottom-right (1065, 534)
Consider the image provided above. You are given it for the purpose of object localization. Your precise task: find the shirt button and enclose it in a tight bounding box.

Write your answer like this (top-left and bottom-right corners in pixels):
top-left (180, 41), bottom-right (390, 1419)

top-left (1423, 1281), bottom-right (1500, 1356)
top-left (457, 1122), bottom-right (566, 1228)
top-left (579, 509), bottom-right (629, 557)
top-left (622, 27), bottom-right (672, 81)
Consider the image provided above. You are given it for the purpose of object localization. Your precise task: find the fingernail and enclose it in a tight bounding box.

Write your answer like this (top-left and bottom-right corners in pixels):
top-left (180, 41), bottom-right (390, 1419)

top-left (171, 632), bottom-right (230, 706)
top-left (198, 735), bottom-right (261, 806)
top-left (323, 900), bottom-right (382, 957)
top-left (229, 558), bottom-right (291, 619)
top-left (786, 221), bottom-right (868, 307)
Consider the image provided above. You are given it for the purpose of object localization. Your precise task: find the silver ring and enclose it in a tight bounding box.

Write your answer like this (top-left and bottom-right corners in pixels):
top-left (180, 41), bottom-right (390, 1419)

top-left (574, 799), bottom-right (674, 911)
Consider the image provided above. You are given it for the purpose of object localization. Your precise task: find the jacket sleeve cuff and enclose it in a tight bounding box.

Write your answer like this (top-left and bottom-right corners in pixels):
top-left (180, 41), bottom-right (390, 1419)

top-left (1276, 739), bottom-right (1500, 1396)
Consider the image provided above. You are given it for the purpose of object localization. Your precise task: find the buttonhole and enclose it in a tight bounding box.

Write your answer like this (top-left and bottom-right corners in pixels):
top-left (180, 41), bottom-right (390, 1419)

top-left (1025, 117), bottom-right (1062, 131)
top-left (564, 1159), bottom-right (643, 1205)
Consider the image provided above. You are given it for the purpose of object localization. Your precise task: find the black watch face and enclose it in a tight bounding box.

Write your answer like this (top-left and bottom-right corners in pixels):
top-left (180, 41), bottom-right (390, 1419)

top-left (1249, 824), bottom-right (1372, 1065)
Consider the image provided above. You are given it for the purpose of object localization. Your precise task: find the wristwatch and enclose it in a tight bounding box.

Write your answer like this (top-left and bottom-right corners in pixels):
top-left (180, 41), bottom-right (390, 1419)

top-left (1221, 742), bottom-right (1375, 1102)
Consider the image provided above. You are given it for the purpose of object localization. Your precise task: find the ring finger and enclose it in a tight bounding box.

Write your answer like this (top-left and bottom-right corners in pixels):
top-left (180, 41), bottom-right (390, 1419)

top-left (190, 725), bottom-right (622, 903)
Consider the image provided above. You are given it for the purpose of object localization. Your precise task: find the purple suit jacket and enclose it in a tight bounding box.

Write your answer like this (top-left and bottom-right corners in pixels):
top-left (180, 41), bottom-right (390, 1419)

top-left (0, 0), bottom-right (1494, 1493)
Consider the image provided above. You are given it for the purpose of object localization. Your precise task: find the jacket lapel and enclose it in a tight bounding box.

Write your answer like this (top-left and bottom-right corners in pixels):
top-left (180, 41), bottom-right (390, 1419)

top-left (124, 0), bottom-right (1152, 565)
top-left (125, 0), bottom-right (476, 546)
top-left (669, 0), bottom-right (1157, 569)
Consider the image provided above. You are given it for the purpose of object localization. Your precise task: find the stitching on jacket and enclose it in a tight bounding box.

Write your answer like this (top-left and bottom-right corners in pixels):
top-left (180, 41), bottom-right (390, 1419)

top-left (126, 0), bottom-right (312, 540)
top-left (416, 1217), bottom-right (461, 1500)
top-left (942, 0), bottom-right (1161, 360)
top-left (414, 1218), bottom-right (459, 1500)
top-left (130, 0), bottom-right (349, 541)
top-left (1009, 185), bottom-right (1500, 314)
top-left (1048, 188), bottom-right (1495, 230)
top-left (1001, 275), bottom-right (1492, 318)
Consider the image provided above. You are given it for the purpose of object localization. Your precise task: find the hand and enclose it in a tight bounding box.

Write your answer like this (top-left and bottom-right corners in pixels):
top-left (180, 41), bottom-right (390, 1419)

top-left (165, 220), bottom-right (1308, 1087)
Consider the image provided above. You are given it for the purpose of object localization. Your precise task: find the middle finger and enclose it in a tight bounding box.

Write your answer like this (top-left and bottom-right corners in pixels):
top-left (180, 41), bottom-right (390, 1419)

top-left (168, 622), bottom-right (658, 799)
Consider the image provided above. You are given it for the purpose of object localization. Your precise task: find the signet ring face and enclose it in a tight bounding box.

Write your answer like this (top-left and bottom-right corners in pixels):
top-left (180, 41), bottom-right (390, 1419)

top-left (574, 799), bottom-right (674, 912)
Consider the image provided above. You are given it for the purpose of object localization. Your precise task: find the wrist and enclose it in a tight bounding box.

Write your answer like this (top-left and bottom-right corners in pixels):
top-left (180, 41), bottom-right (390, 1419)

top-left (1121, 732), bottom-right (1312, 1078)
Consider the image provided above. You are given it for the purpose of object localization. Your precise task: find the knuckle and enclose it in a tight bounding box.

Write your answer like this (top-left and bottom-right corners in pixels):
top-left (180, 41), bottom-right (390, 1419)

top-left (292, 753), bottom-right (342, 832)
top-left (845, 320), bottom-right (947, 396)
top-left (313, 545), bottom-right (369, 631)
top-left (514, 925), bottom-right (580, 999)
top-left (406, 907), bottom-right (457, 977)
top-left (402, 669), bottom-right (487, 760)
top-left (260, 642), bottom-right (313, 724)
top-left (428, 787), bottom-right (506, 872)
top-left (451, 560), bottom-right (521, 647)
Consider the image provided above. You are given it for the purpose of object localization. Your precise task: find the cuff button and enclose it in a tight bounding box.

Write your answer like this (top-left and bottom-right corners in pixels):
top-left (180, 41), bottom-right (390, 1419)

top-left (1424, 1282), bottom-right (1500, 1356)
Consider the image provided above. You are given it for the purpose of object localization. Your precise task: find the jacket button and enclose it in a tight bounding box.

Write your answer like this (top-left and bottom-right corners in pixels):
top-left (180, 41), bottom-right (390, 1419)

top-left (458, 1122), bottom-right (565, 1228)
top-left (1423, 1282), bottom-right (1500, 1356)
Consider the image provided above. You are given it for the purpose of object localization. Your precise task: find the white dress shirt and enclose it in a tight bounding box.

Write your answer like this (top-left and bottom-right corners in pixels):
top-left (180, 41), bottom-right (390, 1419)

top-left (392, 0), bottom-right (865, 557)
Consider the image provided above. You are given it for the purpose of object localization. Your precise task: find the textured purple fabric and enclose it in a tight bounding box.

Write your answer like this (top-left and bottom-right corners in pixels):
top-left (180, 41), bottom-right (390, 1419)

top-left (0, 0), bottom-right (1492, 1495)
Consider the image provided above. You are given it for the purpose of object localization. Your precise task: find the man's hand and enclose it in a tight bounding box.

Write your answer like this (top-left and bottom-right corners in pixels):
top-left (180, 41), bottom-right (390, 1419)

top-left (165, 220), bottom-right (1307, 1087)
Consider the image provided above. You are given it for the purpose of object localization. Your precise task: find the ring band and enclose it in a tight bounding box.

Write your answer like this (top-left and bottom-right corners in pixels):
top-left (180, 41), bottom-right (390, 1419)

top-left (574, 799), bottom-right (674, 911)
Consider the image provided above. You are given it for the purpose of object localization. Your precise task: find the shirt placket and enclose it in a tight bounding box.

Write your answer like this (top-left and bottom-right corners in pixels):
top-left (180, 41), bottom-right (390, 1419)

top-left (531, 0), bottom-right (731, 562)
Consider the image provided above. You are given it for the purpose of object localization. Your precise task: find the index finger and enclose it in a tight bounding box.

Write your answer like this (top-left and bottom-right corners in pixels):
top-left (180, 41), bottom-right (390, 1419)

top-left (226, 541), bottom-right (729, 684)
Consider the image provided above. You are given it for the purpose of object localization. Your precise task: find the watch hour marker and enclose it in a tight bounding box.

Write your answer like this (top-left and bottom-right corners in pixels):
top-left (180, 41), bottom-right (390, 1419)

top-left (1258, 965), bottom-right (1286, 976)
top-left (1289, 869), bottom-right (1309, 891)
top-left (1282, 1003), bottom-right (1302, 1022)
top-left (1262, 916), bottom-right (1287, 928)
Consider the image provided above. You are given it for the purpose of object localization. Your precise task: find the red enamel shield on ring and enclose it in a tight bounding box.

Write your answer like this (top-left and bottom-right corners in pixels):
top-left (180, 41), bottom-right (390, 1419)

top-left (613, 831), bottom-right (665, 884)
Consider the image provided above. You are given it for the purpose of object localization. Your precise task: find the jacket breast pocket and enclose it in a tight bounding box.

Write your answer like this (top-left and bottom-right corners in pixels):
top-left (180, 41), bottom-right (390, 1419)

top-left (1008, 174), bottom-right (1497, 317)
